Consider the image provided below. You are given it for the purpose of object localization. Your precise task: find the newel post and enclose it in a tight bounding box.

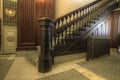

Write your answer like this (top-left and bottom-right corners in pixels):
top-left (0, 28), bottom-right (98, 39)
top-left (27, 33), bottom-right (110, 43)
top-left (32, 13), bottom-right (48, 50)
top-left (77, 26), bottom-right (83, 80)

top-left (38, 16), bottom-right (54, 73)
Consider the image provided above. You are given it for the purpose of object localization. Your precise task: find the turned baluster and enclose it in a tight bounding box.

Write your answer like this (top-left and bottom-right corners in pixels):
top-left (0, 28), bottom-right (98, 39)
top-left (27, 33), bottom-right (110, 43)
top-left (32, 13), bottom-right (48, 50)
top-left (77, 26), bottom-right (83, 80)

top-left (81, 9), bottom-right (85, 29)
top-left (57, 20), bottom-right (60, 44)
top-left (87, 6), bottom-right (90, 26)
top-left (90, 4), bottom-right (93, 23)
top-left (61, 18), bottom-right (64, 44)
top-left (65, 16), bottom-right (68, 38)
top-left (54, 23), bottom-right (57, 47)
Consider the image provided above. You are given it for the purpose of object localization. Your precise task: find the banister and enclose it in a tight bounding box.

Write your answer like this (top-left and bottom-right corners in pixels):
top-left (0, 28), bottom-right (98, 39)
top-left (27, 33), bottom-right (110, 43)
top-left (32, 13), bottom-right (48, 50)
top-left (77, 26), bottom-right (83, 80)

top-left (54, 0), bottom-right (101, 22)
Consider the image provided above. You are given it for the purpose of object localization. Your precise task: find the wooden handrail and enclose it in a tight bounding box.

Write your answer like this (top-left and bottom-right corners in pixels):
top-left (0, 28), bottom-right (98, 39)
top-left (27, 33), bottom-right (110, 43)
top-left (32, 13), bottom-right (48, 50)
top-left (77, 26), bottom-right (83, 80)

top-left (54, 0), bottom-right (101, 22)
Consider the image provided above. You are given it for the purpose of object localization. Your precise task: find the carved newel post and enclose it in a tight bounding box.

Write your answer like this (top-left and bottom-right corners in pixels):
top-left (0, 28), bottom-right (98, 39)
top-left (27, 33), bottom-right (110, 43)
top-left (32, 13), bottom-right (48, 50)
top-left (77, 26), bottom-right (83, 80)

top-left (38, 16), bottom-right (54, 73)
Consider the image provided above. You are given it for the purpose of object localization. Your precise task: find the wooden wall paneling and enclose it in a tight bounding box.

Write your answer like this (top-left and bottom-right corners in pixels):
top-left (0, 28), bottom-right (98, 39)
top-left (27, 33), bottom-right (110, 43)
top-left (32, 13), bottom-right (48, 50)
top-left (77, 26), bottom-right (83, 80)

top-left (111, 13), bottom-right (119, 48)
top-left (35, 0), bottom-right (45, 45)
top-left (45, 0), bottom-right (55, 19)
top-left (0, 18), bottom-right (2, 49)
top-left (17, 0), bottom-right (37, 50)
top-left (17, 0), bottom-right (55, 50)
top-left (49, 0), bottom-right (55, 19)
top-left (118, 14), bottom-right (120, 46)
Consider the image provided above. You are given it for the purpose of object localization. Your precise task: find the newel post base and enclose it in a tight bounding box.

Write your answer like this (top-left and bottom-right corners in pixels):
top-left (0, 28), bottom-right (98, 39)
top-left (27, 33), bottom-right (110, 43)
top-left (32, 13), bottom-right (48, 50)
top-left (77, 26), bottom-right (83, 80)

top-left (38, 16), bottom-right (54, 73)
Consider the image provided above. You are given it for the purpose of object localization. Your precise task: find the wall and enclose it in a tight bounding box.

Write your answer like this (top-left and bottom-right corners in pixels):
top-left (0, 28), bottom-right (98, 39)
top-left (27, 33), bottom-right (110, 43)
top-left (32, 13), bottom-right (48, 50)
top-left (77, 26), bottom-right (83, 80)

top-left (0, 0), bottom-right (2, 50)
top-left (0, 1), bottom-right (1, 18)
top-left (0, 0), bottom-right (1, 18)
top-left (55, 0), bottom-right (95, 18)
top-left (111, 12), bottom-right (120, 48)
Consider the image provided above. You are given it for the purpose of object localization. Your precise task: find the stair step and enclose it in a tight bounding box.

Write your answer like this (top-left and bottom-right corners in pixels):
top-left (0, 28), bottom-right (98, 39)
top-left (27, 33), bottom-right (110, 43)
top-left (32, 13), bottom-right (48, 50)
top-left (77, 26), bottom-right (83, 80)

top-left (54, 52), bottom-right (86, 64)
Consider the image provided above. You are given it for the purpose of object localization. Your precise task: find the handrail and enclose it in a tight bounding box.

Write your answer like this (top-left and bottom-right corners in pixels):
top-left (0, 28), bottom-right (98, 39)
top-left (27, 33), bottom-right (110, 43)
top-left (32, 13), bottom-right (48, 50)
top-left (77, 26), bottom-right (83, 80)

top-left (54, 0), bottom-right (101, 22)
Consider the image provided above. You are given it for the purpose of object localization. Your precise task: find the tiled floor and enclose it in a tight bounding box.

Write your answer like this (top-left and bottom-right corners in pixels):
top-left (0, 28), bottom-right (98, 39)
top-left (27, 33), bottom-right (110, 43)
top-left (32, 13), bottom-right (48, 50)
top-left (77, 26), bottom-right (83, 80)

top-left (0, 49), bottom-right (120, 80)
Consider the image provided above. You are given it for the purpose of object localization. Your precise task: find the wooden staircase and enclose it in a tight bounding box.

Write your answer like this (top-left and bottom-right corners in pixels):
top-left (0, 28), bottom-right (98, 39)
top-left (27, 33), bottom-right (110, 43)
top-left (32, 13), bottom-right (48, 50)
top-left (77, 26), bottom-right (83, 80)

top-left (51, 0), bottom-right (117, 56)
top-left (38, 0), bottom-right (118, 73)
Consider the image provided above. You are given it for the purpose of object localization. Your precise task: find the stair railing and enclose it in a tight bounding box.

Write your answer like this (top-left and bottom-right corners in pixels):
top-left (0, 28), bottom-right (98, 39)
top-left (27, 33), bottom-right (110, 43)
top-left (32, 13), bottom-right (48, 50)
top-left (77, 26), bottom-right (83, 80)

top-left (38, 0), bottom-right (117, 73)
top-left (51, 0), bottom-right (116, 53)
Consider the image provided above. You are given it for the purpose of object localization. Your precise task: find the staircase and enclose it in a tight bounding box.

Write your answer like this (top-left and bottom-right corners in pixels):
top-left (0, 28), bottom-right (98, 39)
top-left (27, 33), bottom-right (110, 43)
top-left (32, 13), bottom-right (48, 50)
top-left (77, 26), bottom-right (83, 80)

top-left (38, 0), bottom-right (118, 73)
top-left (51, 0), bottom-right (117, 56)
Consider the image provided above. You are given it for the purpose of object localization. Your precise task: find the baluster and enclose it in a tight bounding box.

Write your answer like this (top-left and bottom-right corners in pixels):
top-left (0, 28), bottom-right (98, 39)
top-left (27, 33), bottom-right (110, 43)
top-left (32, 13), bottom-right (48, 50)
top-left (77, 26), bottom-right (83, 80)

top-left (84, 7), bottom-right (87, 26)
top-left (78, 10), bottom-right (82, 30)
top-left (94, 2), bottom-right (97, 20)
top-left (69, 14), bottom-right (72, 38)
top-left (99, 0), bottom-right (102, 15)
top-left (85, 7), bottom-right (88, 26)
top-left (83, 8), bottom-right (86, 29)
top-left (90, 4), bottom-right (93, 22)
top-left (68, 24), bottom-right (71, 38)
top-left (69, 14), bottom-right (72, 22)
top-left (92, 32), bottom-right (94, 36)
top-left (93, 3), bottom-right (96, 21)
top-left (84, 7), bottom-right (86, 27)
top-left (81, 9), bottom-right (84, 29)
top-left (54, 23), bottom-right (57, 47)
top-left (61, 18), bottom-right (64, 44)
top-left (101, 1), bottom-right (105, 14)
top-left (101, 25), bottom-right (103, 37)
top-left (73, 22), bottom-right (75, 33)
top-left (71, 24), bottom-right (74, 38)
top-left (75, 12), bottom-right (78, 30)
top-left (97, 28), bottom-right (98, 36)
top-left (75, 21), bottom-right (78, 33)
top-left (76, 11), bottom-right (79, 19)
top-left (90, 4), bottom-right (93, 23)
top-left (99, 1), bottom-right (102, 15)
top-left (94, 3), bottom-right (98, 19)
top-left (73, 12), bottom-right (75, 21)
top-left (88, 5), bottom-right (91, 26)
top-left (87, 6), bottom-right (90, 26)
top-left (65, 16), bottom-right (68, 38)
top-left (97, 1), bottom-right (100, 17)
top-left (84, 7), bottom-right (87, 28)
top-left (75, 11), bottom-right (79, 31)
top-left (57, 20), bottom-right (60, 44)
top-left (80, 10), bottom-right (82, 17)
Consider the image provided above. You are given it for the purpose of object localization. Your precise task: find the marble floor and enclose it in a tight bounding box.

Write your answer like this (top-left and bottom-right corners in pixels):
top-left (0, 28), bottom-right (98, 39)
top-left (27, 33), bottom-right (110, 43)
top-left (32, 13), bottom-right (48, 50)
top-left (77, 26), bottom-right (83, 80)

top-left (0, 49), bottom-right (120, 80)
